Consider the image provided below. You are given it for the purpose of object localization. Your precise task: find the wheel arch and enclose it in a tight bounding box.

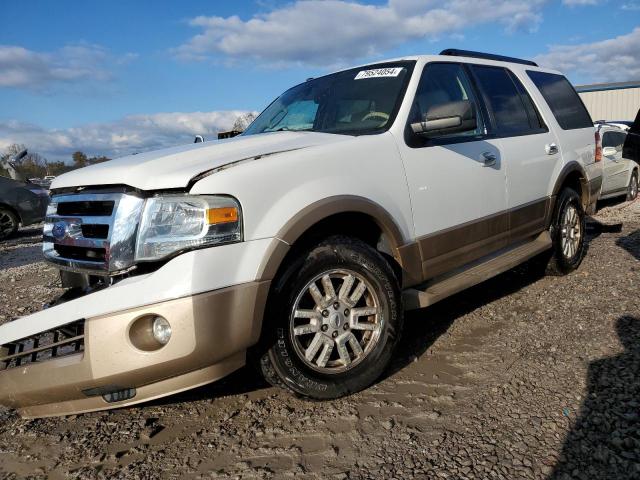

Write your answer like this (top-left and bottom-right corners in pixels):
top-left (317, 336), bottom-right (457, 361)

top-left (257, 196), bottom-right (422, 288)
top-left (552, 162), bottom-right (590, 210)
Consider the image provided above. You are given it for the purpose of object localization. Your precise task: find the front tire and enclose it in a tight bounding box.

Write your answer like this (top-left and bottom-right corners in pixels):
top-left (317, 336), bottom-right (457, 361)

top-left (627, 170), bottom-right (638, 201)
top-left (259, 236), bottom-right (403, 399)
top-left (545, 188), bottom-right (586, 275)
top-left (0, 207), bottom-right (19, 241)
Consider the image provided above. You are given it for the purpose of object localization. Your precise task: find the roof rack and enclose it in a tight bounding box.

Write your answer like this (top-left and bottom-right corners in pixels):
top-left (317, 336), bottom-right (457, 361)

top-left (439, 49), bottom-right (538, 67)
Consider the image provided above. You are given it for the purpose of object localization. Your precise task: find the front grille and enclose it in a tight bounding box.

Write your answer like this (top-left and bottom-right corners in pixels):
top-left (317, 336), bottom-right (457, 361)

top-left (43, 192), bottom-right (145, 275)
top-left (0, 320), bottom-right (85, 371)
top-left (80, 224), bottom-right (109, 239)
top-left (57, 200), bottom-right (114, 217)
top-left (54, 244), bottom-right (106, 261)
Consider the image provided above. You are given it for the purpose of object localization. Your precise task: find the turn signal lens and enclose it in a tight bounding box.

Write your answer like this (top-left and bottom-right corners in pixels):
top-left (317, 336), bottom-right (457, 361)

top-left (207, 207), bottom-right (239, 225)
top-left (595, 130), bottom-right (602, 162)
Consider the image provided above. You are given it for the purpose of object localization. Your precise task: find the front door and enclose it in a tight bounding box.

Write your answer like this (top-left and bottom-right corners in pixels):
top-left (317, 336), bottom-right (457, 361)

top-left (396, 62), bottom-right (508, 280)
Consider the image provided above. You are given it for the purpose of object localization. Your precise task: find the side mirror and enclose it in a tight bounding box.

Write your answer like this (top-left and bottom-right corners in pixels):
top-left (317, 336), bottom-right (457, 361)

top-left (602, 146), bottom-right (617, 157)
top-left (411, 100), bottom-right (477, 137)
top-left (194, 135), bottom-right (204, 143)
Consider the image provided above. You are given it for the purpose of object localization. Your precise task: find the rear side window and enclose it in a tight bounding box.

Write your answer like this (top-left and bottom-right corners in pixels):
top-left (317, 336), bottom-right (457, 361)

top-left (526, 71), bottom-right (592, 130)
top-left (471, 65), bottom-right (543, 135)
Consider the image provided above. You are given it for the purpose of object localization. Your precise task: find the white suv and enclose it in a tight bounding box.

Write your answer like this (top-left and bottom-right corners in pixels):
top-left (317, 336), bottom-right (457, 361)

top-left (0, 50), bottom-right (602, 417)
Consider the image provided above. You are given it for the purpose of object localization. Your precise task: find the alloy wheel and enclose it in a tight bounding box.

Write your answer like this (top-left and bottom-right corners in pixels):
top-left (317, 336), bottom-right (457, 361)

top-left (560, 204), bottom-right (581, 260)
top-left (289, 269), bottom-right (383, 374)
top-left (0, 211), bottom-right (16, 238)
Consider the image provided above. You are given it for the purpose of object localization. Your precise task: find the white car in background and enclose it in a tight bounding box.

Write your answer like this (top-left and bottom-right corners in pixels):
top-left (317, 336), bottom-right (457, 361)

top-left (595, 120), bottom-right (632, 132)
top-left (597, 123), bottom-right (638, 201)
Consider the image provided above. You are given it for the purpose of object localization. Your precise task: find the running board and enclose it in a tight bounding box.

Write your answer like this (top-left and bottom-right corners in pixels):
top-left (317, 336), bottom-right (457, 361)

top-left (403, 231), bottom-right (551, 311)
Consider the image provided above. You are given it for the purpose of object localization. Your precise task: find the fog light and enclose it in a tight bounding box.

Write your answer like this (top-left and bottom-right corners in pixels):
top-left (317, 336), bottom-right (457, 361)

top-left (152, 316), bottom-right (172, 345)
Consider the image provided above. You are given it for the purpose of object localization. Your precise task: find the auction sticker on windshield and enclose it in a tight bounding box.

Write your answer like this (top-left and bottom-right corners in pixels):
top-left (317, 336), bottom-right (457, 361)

top-left (354, 67), bottom-right (404, 80)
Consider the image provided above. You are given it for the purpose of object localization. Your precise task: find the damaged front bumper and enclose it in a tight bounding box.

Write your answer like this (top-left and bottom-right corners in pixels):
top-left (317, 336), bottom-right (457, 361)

top-left (0, 239), bottom-right (278, 418)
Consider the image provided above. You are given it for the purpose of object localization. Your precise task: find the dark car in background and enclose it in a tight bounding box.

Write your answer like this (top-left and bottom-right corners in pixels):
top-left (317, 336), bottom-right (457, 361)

top-left (622, 109), bottom-right (640, 168)
top-left (0, 175), bottom-right (49, 240)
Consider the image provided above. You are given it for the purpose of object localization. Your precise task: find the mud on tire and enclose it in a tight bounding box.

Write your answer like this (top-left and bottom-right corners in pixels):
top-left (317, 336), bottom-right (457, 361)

top-left (544, 187), bottom-right (586, 275)
top-left (258, 235), bottom-right (403, 399)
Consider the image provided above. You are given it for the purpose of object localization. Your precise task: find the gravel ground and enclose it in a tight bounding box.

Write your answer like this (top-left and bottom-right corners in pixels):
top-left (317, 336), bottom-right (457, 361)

top-left (0, 198), bottom-right (638, 480)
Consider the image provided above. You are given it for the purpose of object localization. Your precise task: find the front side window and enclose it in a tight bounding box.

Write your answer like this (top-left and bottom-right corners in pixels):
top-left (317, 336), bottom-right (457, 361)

top-left (244, 62), bottom-right (415, 136)
top-left (526, 71), bottom-right (592, 130)
top-left (471, 65), bottom-right (539, 135)
top-left (408, 62), bottom-right (485, 139)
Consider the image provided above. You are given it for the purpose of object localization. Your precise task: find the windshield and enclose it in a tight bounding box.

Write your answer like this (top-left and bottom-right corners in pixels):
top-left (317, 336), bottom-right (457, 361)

top-left (244, 61), bottom-right (415, 136)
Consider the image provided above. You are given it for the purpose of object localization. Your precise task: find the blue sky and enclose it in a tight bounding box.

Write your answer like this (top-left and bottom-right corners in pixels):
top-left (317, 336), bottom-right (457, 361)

top-left (0, 0), bottom-right (639, 161)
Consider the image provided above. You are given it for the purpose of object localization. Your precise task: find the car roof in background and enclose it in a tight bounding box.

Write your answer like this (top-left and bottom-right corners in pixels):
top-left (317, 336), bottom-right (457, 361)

top-left (596, 124), bottom-right (628, 134)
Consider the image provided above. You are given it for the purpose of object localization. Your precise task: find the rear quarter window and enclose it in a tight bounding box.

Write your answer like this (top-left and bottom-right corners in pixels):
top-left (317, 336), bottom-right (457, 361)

top-left (526, 71), bottom-right (592, 130)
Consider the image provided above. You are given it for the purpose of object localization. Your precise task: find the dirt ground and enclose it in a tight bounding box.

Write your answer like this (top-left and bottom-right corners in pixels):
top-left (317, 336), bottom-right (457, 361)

top-left (0, 198), bottom-right (638, 480)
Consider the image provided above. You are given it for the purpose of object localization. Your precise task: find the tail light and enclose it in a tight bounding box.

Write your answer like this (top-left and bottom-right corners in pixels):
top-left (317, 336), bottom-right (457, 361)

top-left (595, 130), bottom-right (602, 162)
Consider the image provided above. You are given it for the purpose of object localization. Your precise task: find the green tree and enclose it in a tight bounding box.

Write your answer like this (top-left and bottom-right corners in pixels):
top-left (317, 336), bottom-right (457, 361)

top-left (72, 151), bottom-right (88, 168)
top-left (46, 161), bottom-right (71, 176)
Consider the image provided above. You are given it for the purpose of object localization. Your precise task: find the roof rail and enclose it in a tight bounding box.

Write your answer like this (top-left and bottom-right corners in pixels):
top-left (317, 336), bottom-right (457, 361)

top-left (439, 49), bottom-right (538, 67)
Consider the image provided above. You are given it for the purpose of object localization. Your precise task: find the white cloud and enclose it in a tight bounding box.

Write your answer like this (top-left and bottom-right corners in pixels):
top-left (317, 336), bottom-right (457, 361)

top-left (0, 110), bottom-right (252, 161)
top-left (534, 27), bottom-right (640, 83)
top-left (173, 0), bottom-right (547, 67)
top-left (0, 44), bottom-right (136, 90)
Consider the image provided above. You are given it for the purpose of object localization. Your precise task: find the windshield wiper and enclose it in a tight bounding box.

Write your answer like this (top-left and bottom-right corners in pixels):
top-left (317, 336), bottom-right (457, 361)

top-left (274, 127), bottom-right (314, 132)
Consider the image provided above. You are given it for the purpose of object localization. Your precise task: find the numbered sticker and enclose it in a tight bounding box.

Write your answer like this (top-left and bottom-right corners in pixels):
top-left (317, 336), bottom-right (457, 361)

top-left (354, 67), bottom-right (404, 80)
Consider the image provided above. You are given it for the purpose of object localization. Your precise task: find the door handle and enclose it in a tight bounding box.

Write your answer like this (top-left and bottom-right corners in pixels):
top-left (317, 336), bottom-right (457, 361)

top-left (481, 152), bottom-right (497, 167)
top-left (546, 143), bottom-right (559, 155)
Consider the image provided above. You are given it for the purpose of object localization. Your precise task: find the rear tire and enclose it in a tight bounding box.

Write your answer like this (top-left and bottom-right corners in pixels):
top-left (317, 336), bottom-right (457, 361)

top-left (627, 171), bottom-right (638, 201)
top-left (0, 207), bottom-right (19, 240)
top-left (258, 236), bottom-right (403, 399)
top-left (545, 188), bottom-right (586, 275)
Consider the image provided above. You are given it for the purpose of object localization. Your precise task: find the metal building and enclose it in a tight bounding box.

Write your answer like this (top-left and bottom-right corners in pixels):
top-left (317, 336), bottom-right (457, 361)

top-left (576, 81), bottom-right (640, 122)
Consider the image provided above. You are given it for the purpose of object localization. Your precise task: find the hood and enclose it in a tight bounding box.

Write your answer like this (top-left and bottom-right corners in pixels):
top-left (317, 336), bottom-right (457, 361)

top-left (52, 131), bottom-right (352, 191)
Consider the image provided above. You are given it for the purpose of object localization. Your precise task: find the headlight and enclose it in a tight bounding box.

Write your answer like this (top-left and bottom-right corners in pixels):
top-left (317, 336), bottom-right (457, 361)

top-left (135, 195), bottom-right (242, 262)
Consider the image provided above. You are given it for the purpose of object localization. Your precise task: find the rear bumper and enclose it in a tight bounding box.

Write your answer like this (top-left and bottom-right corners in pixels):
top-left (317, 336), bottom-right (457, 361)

top-left (0, 281), bottom-right (269, 418)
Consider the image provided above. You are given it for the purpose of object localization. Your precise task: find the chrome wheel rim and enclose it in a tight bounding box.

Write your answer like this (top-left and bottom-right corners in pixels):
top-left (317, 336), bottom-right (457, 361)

top-left (0, 211), bottom-right (15, 237)
top-left (631, 176), bottom-right (638, 199)
top-left (290, 269), bottom-right (383, 374)
top-left (560, 204), bottom-right (581, 260)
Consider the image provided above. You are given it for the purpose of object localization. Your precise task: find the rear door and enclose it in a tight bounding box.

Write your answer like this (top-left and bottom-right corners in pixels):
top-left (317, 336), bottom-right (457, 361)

top-left (468, 64), bottom-right (559, 243)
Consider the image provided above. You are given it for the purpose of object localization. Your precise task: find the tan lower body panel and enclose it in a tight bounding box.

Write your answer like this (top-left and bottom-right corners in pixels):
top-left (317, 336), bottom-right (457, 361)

top-left (0, 281), bottom-right (270, 418)
top-left (405, 231), bottom-right (552, 310)
top-left (415, 198), bottom-right (551, 281)
top-left (18, 352), bottom-right (245, 418)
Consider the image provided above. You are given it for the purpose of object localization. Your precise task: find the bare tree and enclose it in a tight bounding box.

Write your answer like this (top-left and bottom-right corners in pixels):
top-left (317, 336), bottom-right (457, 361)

top-left (232, 112), bottom-right (257, 132)
top-left (0, 144), bottom-right (28, 180)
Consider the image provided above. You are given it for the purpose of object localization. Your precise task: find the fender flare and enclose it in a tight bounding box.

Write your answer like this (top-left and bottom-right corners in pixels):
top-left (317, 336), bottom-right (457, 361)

top-left (256, 195), bottom-right (422, 286)
top-left (551, 161), bottom-right (591, 208)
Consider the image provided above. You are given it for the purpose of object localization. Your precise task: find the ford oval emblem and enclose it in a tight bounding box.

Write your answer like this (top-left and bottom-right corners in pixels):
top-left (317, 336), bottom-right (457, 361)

top-left (52, 222), bottom-right (67, 239)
